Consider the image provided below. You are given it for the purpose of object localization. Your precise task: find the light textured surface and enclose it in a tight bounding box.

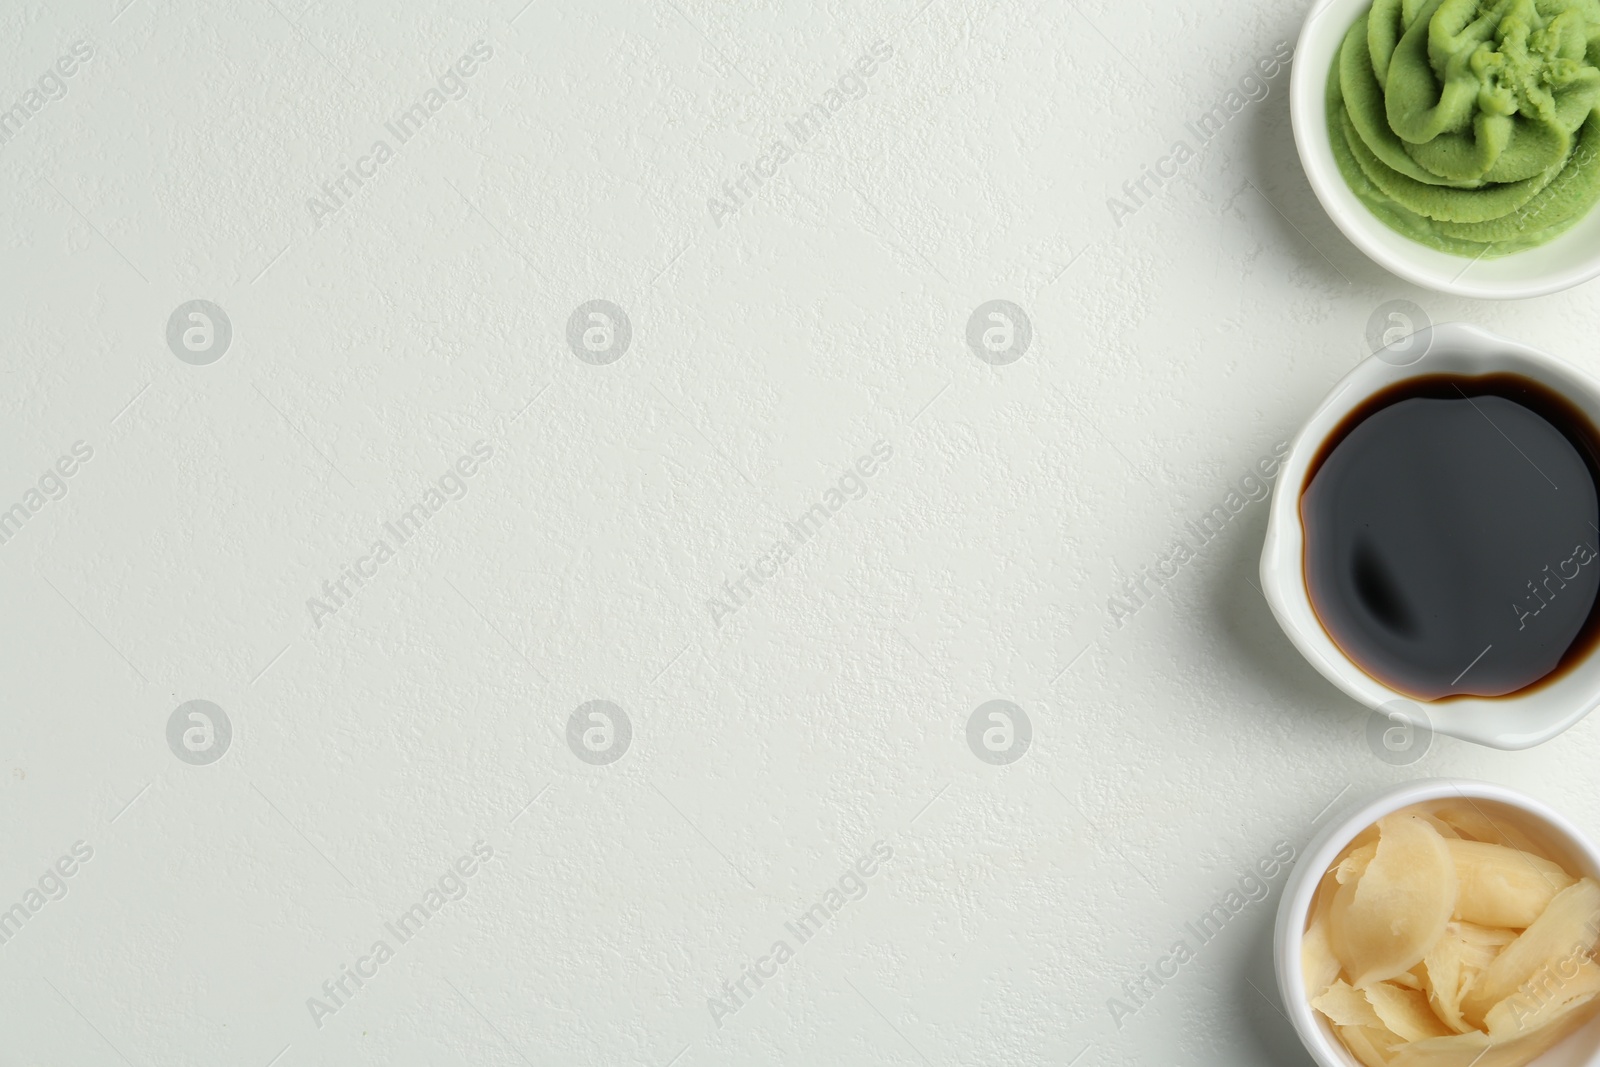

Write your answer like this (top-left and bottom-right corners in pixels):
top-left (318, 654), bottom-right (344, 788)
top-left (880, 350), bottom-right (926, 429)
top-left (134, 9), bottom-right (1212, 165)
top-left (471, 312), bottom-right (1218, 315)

top-left (7, 0), bottom-right (1600, 1064)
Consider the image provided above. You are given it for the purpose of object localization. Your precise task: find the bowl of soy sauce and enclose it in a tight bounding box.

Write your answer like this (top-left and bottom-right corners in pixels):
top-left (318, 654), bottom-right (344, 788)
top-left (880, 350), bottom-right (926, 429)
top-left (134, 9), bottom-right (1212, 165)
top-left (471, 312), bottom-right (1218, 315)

top-left (1262, 322), bottom-right (1600, 749)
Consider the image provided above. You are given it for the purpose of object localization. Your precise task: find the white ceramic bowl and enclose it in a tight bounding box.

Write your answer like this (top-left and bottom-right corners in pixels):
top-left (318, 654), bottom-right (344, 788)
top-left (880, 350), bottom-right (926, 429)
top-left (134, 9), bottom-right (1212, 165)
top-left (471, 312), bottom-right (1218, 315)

top-left (1291, 0), bottom-right (1600, 298)
top-left (1261, 322), bottom-right (1600, 749)
top-left (1276, 778), bottom-right (1600, 1067)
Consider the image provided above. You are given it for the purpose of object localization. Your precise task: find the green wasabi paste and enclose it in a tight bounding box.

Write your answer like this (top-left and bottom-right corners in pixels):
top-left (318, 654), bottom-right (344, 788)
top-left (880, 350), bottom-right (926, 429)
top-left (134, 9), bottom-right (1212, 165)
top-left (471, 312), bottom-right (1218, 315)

top-left (1328, 0), bottom-right (1600, 257)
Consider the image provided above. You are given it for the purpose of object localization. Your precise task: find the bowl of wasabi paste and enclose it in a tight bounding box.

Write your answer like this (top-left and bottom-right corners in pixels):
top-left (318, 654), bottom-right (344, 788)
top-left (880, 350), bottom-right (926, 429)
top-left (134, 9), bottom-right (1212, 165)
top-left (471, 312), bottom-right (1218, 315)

top-left (1294, 0), bottom-right (1600, 297)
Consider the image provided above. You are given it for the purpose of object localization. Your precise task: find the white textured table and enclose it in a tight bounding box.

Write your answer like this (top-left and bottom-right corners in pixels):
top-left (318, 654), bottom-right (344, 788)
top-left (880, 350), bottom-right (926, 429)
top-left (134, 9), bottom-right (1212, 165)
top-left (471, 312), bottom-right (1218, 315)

top-left (6, 0), bottom-right (1600, 1064)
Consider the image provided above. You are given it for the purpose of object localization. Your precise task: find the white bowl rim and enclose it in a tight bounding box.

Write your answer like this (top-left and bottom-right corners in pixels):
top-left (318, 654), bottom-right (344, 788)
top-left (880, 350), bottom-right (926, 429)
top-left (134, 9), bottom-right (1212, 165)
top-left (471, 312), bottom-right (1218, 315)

top-left (1260, 321), bottom-right (1600, 750)
top-left (1290, 0), bottom-right (1600, 299)
top-left (1274, 778), bottom-right (1600, 1067)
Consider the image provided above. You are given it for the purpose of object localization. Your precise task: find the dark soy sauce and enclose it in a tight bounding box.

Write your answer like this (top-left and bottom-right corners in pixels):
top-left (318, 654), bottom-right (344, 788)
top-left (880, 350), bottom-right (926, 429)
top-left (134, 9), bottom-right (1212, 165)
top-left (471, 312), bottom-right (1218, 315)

top-left (1301, 374), bottom-right (1600, 701)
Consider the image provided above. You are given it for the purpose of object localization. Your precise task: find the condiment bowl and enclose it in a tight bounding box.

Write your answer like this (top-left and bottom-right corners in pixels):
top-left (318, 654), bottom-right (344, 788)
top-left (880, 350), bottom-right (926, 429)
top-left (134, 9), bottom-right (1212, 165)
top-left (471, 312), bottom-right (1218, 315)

top-left (1275, 778), bottom-right (1600, 1067)
top-left (1260, 322), bottom-right (1600, 749)
top-left (1291, 0), bottom-right (1600, 299)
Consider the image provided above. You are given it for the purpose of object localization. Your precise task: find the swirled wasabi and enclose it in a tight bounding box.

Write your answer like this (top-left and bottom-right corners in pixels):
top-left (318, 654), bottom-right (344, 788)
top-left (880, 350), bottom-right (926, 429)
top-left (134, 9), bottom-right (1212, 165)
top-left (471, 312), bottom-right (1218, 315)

top-left (1328, 0), bottom-right (1600, 256)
